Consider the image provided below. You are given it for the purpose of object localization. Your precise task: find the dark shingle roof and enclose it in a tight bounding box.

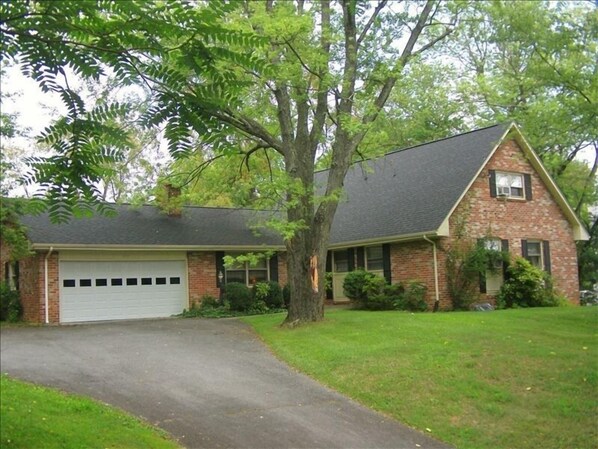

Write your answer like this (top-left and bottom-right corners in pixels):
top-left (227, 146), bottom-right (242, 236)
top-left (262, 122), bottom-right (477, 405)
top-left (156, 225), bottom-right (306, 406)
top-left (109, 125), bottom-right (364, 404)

top-left (20, 123), bottom-right (509, 248)
top-left (21, 205), bottom-right (283, 247)
top-left (325, 123), bottom-right (509, 244)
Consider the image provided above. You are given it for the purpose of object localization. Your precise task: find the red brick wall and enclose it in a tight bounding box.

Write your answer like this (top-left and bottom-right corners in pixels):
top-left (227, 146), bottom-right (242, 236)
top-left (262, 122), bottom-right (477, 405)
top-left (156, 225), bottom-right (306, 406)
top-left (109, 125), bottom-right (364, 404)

top-left (0, 240), bottom-right (9, 282)
top-left (444, 139), bottom-right (580, 304)
top-left (277, 252), bottom-right (288, 286)
top-left (386, 139), bottom-right (581, 310)
top-left (389, 240), bottom-right (450, 310)
top-left (187, 251), bottom-right (220, 307)
top-left (1, 249), bottom-right (60, 323)
top-left (17, 253), bottom-right (43, 322)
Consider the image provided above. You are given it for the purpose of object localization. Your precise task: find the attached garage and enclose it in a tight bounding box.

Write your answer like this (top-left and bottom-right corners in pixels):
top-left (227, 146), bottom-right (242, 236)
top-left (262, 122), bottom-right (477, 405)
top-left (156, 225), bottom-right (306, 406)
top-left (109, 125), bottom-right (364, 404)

top-left (59, 252), bottom-right (187, 323)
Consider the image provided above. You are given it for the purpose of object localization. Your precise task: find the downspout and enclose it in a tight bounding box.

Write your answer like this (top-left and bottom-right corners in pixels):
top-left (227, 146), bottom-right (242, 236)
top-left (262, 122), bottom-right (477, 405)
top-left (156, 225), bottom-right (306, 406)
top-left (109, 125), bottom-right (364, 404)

top-left (44, 247), bottom-right (54, 324)
top-left (423, 236), bottom-right (440, 312)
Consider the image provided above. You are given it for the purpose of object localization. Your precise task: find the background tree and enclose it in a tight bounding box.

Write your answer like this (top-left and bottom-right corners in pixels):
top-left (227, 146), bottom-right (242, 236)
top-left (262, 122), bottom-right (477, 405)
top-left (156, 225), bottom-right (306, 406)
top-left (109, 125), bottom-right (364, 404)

top-left (2, 0), bottom-right (459, 324)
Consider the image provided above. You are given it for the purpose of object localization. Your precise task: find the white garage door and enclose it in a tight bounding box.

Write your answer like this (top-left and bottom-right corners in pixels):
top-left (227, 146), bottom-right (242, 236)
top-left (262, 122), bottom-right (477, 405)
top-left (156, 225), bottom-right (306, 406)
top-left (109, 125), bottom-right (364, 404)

top-left (59, 260), bottom-right (187, 323)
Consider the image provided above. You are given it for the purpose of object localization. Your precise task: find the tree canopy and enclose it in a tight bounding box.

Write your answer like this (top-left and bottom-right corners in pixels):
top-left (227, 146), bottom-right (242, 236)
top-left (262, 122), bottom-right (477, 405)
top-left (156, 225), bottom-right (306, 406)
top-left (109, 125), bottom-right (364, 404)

top-left (1, 0), bottom-right (596, 316)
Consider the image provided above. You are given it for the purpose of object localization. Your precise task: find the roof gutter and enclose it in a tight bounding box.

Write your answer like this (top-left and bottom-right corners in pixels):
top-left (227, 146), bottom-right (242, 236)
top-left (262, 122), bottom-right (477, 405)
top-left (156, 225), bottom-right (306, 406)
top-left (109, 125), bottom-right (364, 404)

top-left (422, 235), bottom-right (440, 312)
top-left (44, 246), bottom-right (54, 324)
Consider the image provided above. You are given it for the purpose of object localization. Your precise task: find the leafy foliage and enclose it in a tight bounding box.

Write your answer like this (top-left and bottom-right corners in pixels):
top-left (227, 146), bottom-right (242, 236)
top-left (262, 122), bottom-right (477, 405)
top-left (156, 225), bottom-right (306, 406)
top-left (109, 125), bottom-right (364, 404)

top-left (446, 238), bottom-right (510, 311)
top-left (223, 282), bottom-right (253, 312)
top-left (253, 281), bottom-right (284, 309)
top-left (496, 258), bottom-right (560, 309)
top-left (343, 270), bottom-right (428, 312)
top-left (0, 281), bottom-right (22, 322)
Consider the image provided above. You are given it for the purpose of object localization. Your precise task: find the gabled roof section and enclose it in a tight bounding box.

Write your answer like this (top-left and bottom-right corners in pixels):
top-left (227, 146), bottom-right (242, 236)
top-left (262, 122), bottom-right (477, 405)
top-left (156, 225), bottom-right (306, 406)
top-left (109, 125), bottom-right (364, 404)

top-left (20, 204), bottom-right (284, 250)
top-left (323, 123), bottom-right (511, 246)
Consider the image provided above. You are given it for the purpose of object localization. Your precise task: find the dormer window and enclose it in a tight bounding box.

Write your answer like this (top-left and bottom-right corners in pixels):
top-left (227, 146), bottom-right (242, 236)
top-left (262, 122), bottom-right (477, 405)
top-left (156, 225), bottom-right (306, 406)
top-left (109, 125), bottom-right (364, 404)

top-left (489, 170), bottom-right (532, 200)
top-left (496, 172), bottom-right (524, 199)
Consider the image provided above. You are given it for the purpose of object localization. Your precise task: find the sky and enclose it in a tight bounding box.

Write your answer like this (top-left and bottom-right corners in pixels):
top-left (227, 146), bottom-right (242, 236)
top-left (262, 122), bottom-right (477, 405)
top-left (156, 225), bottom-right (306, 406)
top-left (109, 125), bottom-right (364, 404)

top-left (1, 61), bottom-right (596, 197)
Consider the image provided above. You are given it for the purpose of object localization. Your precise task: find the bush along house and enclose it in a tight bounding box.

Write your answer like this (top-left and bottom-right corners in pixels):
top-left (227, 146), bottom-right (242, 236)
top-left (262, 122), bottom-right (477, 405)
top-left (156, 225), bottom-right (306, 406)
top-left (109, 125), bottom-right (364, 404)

top-left (0, 123), bottom-right (589, 323)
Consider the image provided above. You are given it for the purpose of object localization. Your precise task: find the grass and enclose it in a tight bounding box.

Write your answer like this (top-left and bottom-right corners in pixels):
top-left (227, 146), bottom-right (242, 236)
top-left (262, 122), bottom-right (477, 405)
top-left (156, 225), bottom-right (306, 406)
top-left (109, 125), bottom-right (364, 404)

top-left (0, 375), bottom-right (181, 449)
top-left (244, 307), bottom-right (598, 449)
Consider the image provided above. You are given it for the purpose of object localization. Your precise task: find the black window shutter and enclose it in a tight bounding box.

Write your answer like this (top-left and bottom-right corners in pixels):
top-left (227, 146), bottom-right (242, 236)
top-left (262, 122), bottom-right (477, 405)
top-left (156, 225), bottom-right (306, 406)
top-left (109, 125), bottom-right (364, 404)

top-left (489, 170), bottom-right (497, 198)
top-left (14, 261), bottom-right (19, 290)
top-left (521, 239), bottom-right (528, 259)
top-left (524, 173), bottom-right (533, 200)
top-left (356, 247), bottom-right (365, 269)
top-left (215, 251), bottom-right (225, 287)
top-left (542, 241), bottom-right (551, 274)
top-left (4, 262), bottom-right (9, 283)
top-left (325, 251), bottom-right (333, 300)
top-left (269, 253), bottom-right (279, 282)
top-left (347, 248), bottom-right (355, 272)
top-left (382, 244), bottom-right (391, 283)
top-left (501, 239), bottom-right (510, 280)
top-left (477, 239), bottom-right (487, 293)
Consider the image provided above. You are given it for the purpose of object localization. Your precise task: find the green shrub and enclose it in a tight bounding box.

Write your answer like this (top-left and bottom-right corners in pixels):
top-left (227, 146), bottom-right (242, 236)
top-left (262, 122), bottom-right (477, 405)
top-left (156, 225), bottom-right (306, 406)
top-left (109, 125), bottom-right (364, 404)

top-left (395, 281), bottom-right (428, 312)
top-left (282, 284), bottom-right (291, 308)
top-left (224, 282), bottom-right (254, 311)
top-left (199, 295), bottom-right (220, 310)
top-left (253, 281), bottom-right (284, 309)
top-left (0, 281), bottom-right (22, 322)
top-left (496, 258), bottom-right (558, 308)
top-left (343, 270), bottom-right (385, 307)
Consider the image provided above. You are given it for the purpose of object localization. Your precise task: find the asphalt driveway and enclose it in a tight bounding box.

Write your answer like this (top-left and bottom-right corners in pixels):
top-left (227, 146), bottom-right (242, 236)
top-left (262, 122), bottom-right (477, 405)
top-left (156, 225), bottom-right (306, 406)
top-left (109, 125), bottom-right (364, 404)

top-left (1, 318), bottom-right (452, 449)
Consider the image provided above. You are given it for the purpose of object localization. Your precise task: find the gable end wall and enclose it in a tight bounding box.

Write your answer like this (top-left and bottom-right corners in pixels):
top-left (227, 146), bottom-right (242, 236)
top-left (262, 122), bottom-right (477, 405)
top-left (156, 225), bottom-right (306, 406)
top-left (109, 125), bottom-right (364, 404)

top-left (443, 139), bottom-right (580, 303)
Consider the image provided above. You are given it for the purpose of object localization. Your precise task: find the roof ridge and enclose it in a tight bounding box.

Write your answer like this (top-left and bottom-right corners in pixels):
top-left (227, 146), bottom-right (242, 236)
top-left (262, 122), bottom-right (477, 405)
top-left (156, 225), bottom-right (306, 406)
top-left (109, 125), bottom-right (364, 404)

top-left (315, 122), bottom-right (509, 174)
top-left (109, 202), bottom-right (279, 213)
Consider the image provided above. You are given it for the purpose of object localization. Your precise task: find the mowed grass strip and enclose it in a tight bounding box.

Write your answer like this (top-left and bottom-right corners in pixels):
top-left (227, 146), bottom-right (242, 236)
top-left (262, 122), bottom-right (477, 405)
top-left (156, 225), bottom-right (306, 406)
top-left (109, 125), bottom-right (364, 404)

top-left (244, 307), bottom-right (597, 449)
top-left (0, 375), bottom-right (180, 449)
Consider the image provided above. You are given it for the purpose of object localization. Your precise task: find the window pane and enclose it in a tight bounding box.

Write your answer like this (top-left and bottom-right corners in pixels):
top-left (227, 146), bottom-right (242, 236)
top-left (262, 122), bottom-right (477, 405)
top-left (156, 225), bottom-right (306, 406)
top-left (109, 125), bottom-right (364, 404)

top-left (126, 278), bottom-right (138, 286)
top-left (95, 279), bottom-right (108, 287)
top-left (510, 175), bottom-right (523, 188)
top-left (334, 250), bottom-right (349, 272)
top-left (80, 279), bottom-right (92, 287)
top-left (248, 270), bottom-right (268, 285)
top-left (527, 242), bottom-right (541, 256)
top-left (226, 270), bottom-right (246, 284)
top-left (250, 258), bottom-right (267, 269)
top-left (170, 277), bottom-right (181, 285)
top-left (63, 279), bottom-right (76, 287)
top-left (366, 246), bottom-right (384, 271)
top-left (156, 277), bottom-right (167, 285)
top-left (141, 277), bottom-right (152, 285)
top-left (484, 239), bottom-right (501, 251)
top-left (497, 173), bottom-right (509, 187)
top-left (111, 278), bottom-right (123, 286)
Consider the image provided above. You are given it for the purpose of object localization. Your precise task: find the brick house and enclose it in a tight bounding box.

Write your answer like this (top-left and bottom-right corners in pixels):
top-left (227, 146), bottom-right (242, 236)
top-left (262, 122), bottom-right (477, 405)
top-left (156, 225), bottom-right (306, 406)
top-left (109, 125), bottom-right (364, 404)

top-left (1, 123), bottom-right (588, 323)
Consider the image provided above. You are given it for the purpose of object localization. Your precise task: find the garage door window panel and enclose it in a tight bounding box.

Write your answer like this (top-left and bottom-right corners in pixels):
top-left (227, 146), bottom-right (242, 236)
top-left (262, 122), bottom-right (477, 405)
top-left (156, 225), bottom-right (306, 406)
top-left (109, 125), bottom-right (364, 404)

top-left (111, 278), bottom-right (123, 286)
top-left (80, 279), bottom-right (92, 287)
top-left (141, 277), bottom-right (152, 285)
top-left (96, 279), bottom-right (108, 287)
top-left (63, 279), bottom-right (76, 287)
top-left (170, 277), bottom-right (181, 285)
top-left (126, 278), bottom-right (138, 286)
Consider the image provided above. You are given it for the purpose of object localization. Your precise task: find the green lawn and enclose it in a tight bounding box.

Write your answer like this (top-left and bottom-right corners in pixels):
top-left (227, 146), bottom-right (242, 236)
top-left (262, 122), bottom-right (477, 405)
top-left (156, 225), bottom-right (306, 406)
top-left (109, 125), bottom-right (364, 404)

top-left (0, 375), bottom-right (180, 449)
top-left (244, 307), bottom-right (598, 449)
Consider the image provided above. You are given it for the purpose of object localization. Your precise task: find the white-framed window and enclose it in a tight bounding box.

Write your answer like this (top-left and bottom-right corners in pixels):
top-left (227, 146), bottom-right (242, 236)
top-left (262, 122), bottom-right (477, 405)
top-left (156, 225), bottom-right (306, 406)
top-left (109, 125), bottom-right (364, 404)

top-left (525, 240), bottom-right (543, 269)
top-left (365, 246), bottom-right (384, 271)
top-left (4, 261), bottom-right (19, 291)
top-left (225, 253), bottom-right (269, 286)
top-left (496, 171), bottom-right (524, 199)
top-left (484, 239), bottom-right (503, 269)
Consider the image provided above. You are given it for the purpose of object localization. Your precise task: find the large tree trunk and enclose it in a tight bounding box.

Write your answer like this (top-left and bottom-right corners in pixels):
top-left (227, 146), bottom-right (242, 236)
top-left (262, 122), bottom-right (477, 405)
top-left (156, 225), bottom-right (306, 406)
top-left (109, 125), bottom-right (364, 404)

top-left (284, 231), bottom-right (328, 324)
